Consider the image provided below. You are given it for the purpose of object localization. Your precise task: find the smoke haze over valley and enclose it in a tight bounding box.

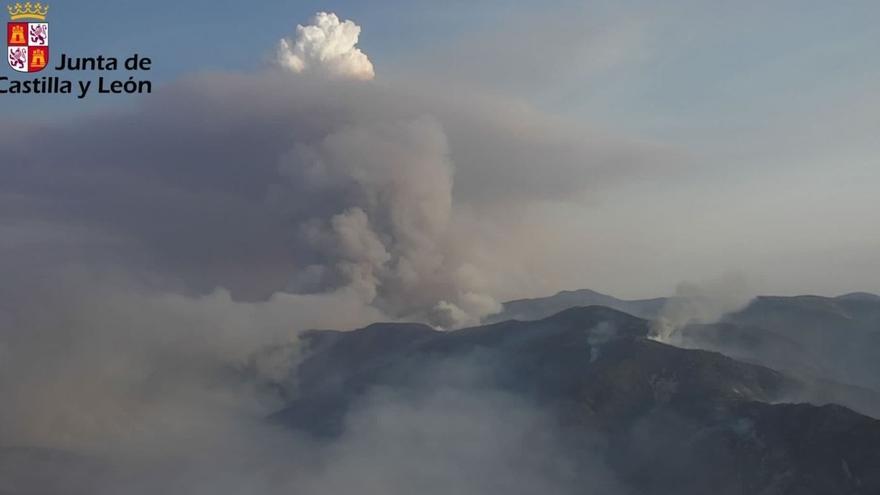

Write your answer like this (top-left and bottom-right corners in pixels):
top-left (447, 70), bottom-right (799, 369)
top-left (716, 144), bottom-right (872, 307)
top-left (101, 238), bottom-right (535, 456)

top-left (1, 4), bottom-right (879, 494)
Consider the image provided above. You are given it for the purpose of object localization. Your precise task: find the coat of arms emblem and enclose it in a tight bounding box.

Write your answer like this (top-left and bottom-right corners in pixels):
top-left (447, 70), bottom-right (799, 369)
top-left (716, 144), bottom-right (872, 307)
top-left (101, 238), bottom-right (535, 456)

top-left (6, 2), bottom-right (49, 73)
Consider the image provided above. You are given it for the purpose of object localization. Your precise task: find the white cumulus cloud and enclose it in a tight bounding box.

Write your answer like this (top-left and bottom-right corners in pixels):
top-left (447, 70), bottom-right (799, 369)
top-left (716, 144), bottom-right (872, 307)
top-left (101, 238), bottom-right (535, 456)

top-left (277, 12), bottom-right (375, 81)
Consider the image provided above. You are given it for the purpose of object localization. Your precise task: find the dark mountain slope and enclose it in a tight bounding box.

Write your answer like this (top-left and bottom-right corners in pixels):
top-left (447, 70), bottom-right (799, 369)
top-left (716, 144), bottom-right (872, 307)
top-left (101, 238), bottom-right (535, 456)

top-left (681, 294), bottom-right (880, 392)
top-left (491, 290), bottom-right (880, 395)
top-left (274, 306), bottom-right (880, 494)
top-left (727, 295), bottom-right (880, 338)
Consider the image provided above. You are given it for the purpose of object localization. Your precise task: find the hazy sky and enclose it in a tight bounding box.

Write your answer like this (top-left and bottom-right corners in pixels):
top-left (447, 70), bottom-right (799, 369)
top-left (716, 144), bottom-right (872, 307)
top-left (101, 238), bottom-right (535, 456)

top-left (2, 0), bottom-right (879, 300)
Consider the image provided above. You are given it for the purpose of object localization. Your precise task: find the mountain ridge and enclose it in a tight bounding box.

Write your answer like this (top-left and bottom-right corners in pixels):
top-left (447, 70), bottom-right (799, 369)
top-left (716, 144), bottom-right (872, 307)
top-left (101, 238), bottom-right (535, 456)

top-left (272, 304), bottom-right (880, 494)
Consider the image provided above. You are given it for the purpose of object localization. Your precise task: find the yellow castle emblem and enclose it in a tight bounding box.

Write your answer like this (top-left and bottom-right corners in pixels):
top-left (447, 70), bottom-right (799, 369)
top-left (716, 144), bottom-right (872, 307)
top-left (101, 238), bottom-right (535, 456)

top-left (30, 46), bottom-right (45, 67)
top-left (9, 23), bottom-right (24, 43)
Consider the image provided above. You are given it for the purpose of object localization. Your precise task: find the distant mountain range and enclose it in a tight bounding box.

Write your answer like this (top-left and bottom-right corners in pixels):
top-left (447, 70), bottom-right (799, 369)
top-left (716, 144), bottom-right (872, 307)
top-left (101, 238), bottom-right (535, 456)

top-left (487, 288), bottom-right (880, 325)
top-left (272, 300), bottom-right (880, 494)
top-left (485, 288), bottom-right (668, 322)
top-left (488, 288), bottom-right (880, 393)
top-left (680, 294), bottom-right (880, 393)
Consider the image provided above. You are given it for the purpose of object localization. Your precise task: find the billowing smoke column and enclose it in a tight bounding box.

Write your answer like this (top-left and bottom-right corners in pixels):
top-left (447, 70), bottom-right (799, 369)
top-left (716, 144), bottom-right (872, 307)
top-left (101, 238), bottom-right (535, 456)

top-left (276, 12), bottom-right (375, 81)
top-left (284, 112), bottom-right (498, 327)
top-left (0, 12), bottom-right (667, 329)
top-left (272, 14), bottom-right (498, 327)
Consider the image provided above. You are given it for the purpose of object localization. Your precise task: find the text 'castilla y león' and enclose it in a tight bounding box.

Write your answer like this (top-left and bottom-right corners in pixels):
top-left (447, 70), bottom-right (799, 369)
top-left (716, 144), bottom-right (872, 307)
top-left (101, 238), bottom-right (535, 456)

top-left (1, 53), bottom-right (154, 99)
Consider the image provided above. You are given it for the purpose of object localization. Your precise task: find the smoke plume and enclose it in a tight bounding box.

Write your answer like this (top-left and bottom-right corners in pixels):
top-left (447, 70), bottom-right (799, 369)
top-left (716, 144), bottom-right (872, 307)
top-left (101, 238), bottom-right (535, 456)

top-left (651, 273), bottom-right (754, 343)
top-left (284, 114), bottom-right (498, 326)
top-left (0, 11), bottom-right (681, 493)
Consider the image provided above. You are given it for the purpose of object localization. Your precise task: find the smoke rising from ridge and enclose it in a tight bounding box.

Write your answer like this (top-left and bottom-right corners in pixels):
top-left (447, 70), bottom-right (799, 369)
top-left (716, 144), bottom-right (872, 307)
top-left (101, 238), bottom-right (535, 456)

top-left (651, 273), bottom-right (754, 343)
top-left (283, 114), bottom-right (498, 326)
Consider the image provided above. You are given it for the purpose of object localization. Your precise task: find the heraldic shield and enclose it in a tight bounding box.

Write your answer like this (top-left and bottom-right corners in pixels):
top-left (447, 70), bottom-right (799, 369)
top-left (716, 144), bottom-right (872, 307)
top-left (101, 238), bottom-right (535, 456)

top-left (7, 3), bottom-right (49, 73)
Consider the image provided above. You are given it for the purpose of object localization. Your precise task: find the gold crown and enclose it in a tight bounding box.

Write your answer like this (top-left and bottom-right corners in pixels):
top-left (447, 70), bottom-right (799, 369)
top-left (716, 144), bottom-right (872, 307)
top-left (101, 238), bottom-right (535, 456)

top-left (7, 2), bottom-right (49, 21)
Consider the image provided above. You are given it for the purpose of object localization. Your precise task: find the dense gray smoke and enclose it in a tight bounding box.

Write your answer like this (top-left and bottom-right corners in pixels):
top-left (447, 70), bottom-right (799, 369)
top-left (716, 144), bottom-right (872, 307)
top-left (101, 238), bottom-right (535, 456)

top-left (283, 114), bottom-right (498, 327)
top-left (0, 11), bottom-right (670, 494)
top-left (1, 72), bottom-right (502, 327)
top-left (0, 71), bottom-right (666, 327)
